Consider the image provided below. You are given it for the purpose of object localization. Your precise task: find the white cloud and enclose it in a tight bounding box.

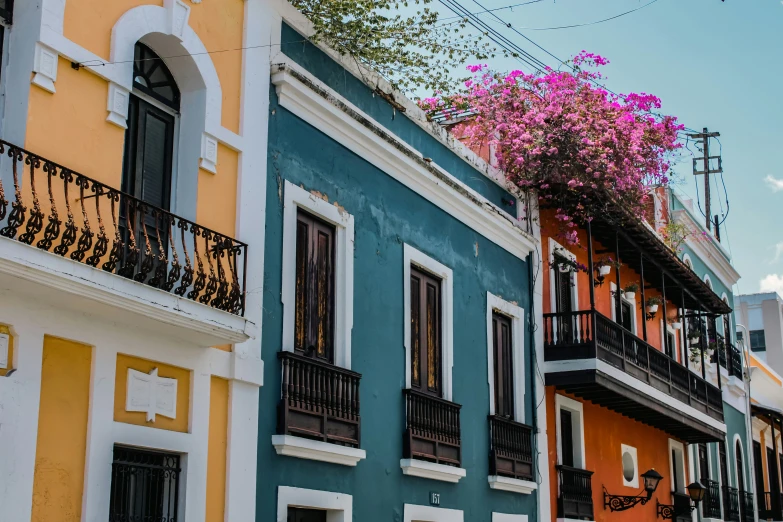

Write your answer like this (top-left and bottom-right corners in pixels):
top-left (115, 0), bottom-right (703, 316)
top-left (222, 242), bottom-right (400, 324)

top-left (760, 274), bottom-right (783, 295)
top-left (765, 175), bottom-right (783, 192)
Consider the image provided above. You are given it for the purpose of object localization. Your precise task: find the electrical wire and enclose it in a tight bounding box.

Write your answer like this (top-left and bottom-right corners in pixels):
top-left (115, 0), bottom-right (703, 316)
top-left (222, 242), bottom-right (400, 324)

top-left (438, 0), bottom-right (545, 22)
top-left (515, 0), bottom-right (661, 31)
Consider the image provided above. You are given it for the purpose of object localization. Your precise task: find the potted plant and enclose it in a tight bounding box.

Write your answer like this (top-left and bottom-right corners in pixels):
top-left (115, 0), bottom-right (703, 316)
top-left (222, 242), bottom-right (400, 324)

top-left (554, 254), bottom-right (587, 274)
top-left (595, 257), bottom-right (621, 277)
top-left (670, 318), bottom-right (682, 330)
top-left (687, 323), bottom-right (701, 344)
top-left (645, 296), bottom-right (662, 314)
top-left (622, 283), bottom-right (639, 300)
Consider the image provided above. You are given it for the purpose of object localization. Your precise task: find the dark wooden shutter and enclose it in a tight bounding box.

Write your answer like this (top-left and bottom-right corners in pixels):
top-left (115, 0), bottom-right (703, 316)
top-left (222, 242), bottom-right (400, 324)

top-left (768, 447), bottom-right (780, 496)
top-left (560, 409), bottom-right (574, 467)
top-left (553, 256), bottom-right (573, 314)
top-left (294, 210), bottom-right (335, 362)
top-left (620, 301), bottom-right (633, 332)
top-left (410, 266), bottom-right (442, 397)
top-left (699, 443), bottom-right (709, 482)
top-left (666, 330), bottom-right (676, 359)
top-left (720, 444), bottom-right (730, 492)
top-left (288, 507), bottom-right (327, 522)
top-left (736, 441), bottom-right (745, 493)
top-left (673, 449), bottom-right (681, 492)
top-left (492, 312), bottom-right (514, 418)
top-left (754, 441), bottom-right (765, 496)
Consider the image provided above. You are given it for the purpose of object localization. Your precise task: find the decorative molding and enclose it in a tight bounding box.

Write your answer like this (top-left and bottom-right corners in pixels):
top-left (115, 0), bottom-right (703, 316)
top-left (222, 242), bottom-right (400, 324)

top-left (403, 504), bottom-right (464, 522)
top-left (621, 444), bottom-right (639, 488)
top-left (0, 237), bottom-right (256, 347)
top-left (271, 435), bottom-right (366, 466)
top-left (281, 181), bottom-right (355, 369)
top-left (488, 475), bottom-right (537, 495)
top-left (0, 332), bottom-right (8, 369)
top-left (164, 0), bottom-right (191, 40)
top-left (106, 82), bottom-right (130, 128)
top-left (400, 458), bottom-right (466, 483)
top-left (200, 132), bottom-right (219, 174)
top-left (555, 393), bottom-right (586, 469)
top-left (270, 58), bottom-right (537, 261)
top-left (126, 368), bottom-right (178, 422)
top-left (32, 43), bottom-right (58, 93)
top-left (493, 514), bottom-right (529, 522)
top-left (277, 486), bottom-right (352, 522)
top-left (403, 244), bottom-right (454, 400)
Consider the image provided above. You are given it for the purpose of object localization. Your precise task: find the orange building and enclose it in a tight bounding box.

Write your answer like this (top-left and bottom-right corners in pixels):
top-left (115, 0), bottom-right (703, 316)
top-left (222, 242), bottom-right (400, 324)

top-left (537, 192), bottom-right (734, 522)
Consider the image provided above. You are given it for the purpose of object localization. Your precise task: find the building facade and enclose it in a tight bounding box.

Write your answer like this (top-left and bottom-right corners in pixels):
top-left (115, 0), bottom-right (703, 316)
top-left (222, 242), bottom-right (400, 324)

top-left (257, 10), bottom-right (543, 522)
top-left (0, 1), bottom-right (273, 521)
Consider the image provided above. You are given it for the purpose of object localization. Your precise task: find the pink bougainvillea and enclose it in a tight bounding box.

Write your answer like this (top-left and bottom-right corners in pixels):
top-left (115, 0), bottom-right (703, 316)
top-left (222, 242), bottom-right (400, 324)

top-left (419, 52), bottom-right (684, 244)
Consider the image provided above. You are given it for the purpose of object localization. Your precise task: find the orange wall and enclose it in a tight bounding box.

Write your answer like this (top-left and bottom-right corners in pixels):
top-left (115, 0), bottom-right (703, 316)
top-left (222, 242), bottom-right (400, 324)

top-left (31, 336), bottom-right (92, 522)
top-left (206, 377), bottom-right (229, 522)
top-left (540, 208), bottom-right (681, 360)
top-left (546, 387), bottom-right (689, 522)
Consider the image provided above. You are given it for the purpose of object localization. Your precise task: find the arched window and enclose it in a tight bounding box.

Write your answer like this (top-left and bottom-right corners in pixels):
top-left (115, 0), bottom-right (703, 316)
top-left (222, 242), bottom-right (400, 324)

top-left (122, 42), bottom-right (178, 209)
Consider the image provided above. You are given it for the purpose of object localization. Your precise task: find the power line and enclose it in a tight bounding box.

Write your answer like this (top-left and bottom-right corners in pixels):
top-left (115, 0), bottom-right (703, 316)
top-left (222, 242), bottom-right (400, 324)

top-left (515, 0), bottom-right (661, 31)
top-left (439, 0), bottom-right (545, 22)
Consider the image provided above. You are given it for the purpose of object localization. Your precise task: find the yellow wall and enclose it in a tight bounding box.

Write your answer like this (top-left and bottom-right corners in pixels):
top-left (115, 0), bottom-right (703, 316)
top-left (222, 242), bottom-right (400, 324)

top-left (197, 144), bottom-right (238, 237)
top-left (114, 353), bottom-right (191, 433)
top-left (0, 324), bottom-right (14, 376)
top-left (31, 336), bottom-right (92, 522)
top-left (205, 377), bottom-right (229, 522)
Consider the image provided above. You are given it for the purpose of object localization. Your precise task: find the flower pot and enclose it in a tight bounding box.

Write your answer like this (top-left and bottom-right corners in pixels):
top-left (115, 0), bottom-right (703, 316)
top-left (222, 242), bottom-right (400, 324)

top-left (646, 304), bottom-right (659, 313)
top-left (598, 265), bottom-right (611, 276)
top-left (671, 322), bottom-right (682, 330)
top-left (624, 291), bottom-right (636, 300)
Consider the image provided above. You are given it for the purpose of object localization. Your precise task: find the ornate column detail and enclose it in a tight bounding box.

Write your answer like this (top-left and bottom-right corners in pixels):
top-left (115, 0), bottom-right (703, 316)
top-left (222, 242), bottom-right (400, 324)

top-left (106, 82), bottom-right (130, 129)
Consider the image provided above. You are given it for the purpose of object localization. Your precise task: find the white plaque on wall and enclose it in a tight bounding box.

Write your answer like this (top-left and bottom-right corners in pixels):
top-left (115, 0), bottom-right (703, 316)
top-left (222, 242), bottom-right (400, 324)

top-left (126, 368), bottom-right (178, 422)
top-left (0, 333), bottom-right (8, 369)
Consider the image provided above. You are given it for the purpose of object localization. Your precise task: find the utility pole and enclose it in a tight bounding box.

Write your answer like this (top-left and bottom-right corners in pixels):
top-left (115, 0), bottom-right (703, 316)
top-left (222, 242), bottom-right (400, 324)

top-left (687, 128), bottom-right (722, 231)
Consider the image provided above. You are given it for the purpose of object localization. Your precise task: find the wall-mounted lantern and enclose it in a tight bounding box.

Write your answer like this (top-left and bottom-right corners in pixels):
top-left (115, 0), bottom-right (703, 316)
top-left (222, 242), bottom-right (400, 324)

top-left (657, 482), bottom-right (706, 520)
top-left (604, 468), bottom-right (663, 512)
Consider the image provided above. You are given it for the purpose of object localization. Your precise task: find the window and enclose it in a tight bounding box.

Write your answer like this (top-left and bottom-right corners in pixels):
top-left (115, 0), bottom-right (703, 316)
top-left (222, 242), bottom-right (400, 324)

top-left (666, 330), bottom-right (676, 359)
top-left (753, 441), bottom-right (764, 497)
top-left (620, 301), bottom-right (633, 332)
top-left (410, 266), bottom-right (442, 397)
top-left (767, 447), bottom-right (780, 495)
top-left (750, 330), bottom-right (766, 352)
top-left (669, 439), bottom-right (686, 494)
top-left (736, 440), bottom-right (746, 493)
top-left (282, 181), bottom-right (354, 369)
top-left (492, 312), bottom-right (514, 418)
top-left (621, 444), bottom-right (639, 488)
top-left (109, 446), bottom-right (181, 522)
top-left (295, 210), bottom-right (336, 362)
top-left (719, 443), bottom-right (730, 494)
top-left (289, 508), bottom-right (327, 522)
top-left (556, 394), bottom-right (585, 469)
top-left (698, 443), bottom-right (709, 483)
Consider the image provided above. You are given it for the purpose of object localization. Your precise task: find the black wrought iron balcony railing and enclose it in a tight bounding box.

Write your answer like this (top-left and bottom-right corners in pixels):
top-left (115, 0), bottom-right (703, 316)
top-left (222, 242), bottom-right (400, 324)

top-left (278, 351), bottom-right (362, 447)
top-left (0, 140), bottom-right (247, 315)
top-left (702, 479), bottom-right (722, 519)
top-left (543, 310), bottom-right (724, 422)
top-left (759, 491), bottom-right (783, 521)
top-left (488, 415), bottom-right (534, 481)
top-left (403, 388), bottom-right (462, 467)
top-left (556, 465), bottom-right (594, 521)
top-left (741, 491), bottom-right (754, 522)
top-left (710, 334), bottom-right (744, 379)
top-left (724, 486), bottom-right (740, 522)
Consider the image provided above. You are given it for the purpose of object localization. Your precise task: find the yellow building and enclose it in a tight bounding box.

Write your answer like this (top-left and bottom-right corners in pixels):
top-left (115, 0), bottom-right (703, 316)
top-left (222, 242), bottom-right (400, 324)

top-left (0, 1), bottom-right (272, 520)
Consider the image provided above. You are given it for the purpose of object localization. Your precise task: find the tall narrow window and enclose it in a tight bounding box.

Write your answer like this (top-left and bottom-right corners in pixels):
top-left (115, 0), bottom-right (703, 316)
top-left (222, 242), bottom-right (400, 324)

top-left (560, 409), bottom-right (574, 467)
top-left (720, 443), bottom-right (730, 495)
top-left (492, 312), bottom-right (514, 418)
top-left (620, 301), bottom-right (633, 332)
top-left (294, 210), bottom-right (335, 362)
top-left (754, 442), bottom-right (765, 497)
top-left (553, 255), bottom-right (574, 343)
top-left (736, 441), bottom-right (745, 493)
top-left (698, 443), bottom-right (709, 482)
top-left (767, 447), bottom-right (780, 495)
top-left (672, 449), bottom-right (681, 492)
top-left (410, 266), bottom-right (442, 397)
top-left (666, 330), bottom-right (676, 359)
top-left (109, 446), bottom-right (181, 522)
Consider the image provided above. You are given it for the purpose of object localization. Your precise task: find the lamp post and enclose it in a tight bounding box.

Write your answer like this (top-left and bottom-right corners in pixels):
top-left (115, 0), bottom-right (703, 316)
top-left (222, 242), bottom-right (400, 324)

top-left (604, 469), bottom-right (663, 512)
top-left (657, 481), bottom-right (706, 519)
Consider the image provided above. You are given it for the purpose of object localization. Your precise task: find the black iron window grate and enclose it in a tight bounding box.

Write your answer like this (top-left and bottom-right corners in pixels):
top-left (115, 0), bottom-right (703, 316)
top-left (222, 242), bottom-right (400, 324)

top-left (109, 446), bottom-right (181, 522)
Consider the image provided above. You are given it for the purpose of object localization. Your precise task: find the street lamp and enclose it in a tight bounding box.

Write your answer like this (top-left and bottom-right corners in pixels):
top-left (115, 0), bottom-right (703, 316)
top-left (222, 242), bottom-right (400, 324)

top-left (657, 482), bottom-right (706, 519)
top-left (604, 469), bottom-right (663, 512)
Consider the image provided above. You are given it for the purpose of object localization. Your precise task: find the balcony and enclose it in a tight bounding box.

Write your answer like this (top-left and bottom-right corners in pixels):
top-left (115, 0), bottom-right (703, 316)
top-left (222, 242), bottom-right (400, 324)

top-left (710, 334), bottom-right (744, 380)
top-left (556, 465), bottom-right (594, 520)
top-left (0, 140), bottom-right (251, 344)
top-left (758, 491), bottom-right (782, 521)
top-left (702, 479), bottom-right (722, 519)
top-left (741, 491), bottom-right (754, 522)
top-left (403, 389), bottom-right (462, 467)
top-left (543, 310), bottom-right (725, 442)
top-left (488, 415), bottom-right (534, 482)
top-left (723, 486), bottom-right (740, 522)
top-left (277, 351), bottom-right (362, 446)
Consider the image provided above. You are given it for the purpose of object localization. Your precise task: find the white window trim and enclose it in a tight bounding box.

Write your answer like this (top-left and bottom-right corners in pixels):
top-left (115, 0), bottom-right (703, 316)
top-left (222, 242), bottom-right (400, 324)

top-left (733, 433), bottom-right (745, 489)
top-left (493, 514), bottom-right (529, 522)
top-left (682, 253), bottom-right (693, 269)
top-left (400, 458), bottom-right (466, 483)
top-left (660, 319), bottom-right (678, 360)
top-left (277, 486), bottom-right (352, 522)
top-left (403, 244), bottom-right (454, 401)
top-left (610, 282), bottom-right (638, 336)
top-left (621, 443), bottom-right (639, 488)
top-left (486, 292), bottom-right (525, 421)
top-left (704, 274), bottom-right (713, 290)
top-left (555, 394), bottom-right (586, 469)
top-left (281, 181), bottom-right (355, 369)
top-left (488, 475), bottom-right (537, 495)
top-left (548, 238), bottom-right (579, 316)
top-left (403, 504), bottom-right (464, 522)
top-left (271, 435), bottom-right (366, 467)
top-left (668, 439), bottom-right (686, 493)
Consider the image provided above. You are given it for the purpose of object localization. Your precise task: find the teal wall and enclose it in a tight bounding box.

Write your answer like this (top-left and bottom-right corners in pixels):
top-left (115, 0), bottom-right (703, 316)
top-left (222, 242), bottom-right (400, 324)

top-left (257, 23), bottom-right (536, 522)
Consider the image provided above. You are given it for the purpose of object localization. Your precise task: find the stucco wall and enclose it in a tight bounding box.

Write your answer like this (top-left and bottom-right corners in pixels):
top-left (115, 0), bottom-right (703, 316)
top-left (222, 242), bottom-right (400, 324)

top-left (258, 49), bottom-right (536, 522)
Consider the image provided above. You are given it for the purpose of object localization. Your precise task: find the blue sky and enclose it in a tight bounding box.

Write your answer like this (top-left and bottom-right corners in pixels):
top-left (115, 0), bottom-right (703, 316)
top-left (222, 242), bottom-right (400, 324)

top-left (422, 0), bottom-right (780, 298)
